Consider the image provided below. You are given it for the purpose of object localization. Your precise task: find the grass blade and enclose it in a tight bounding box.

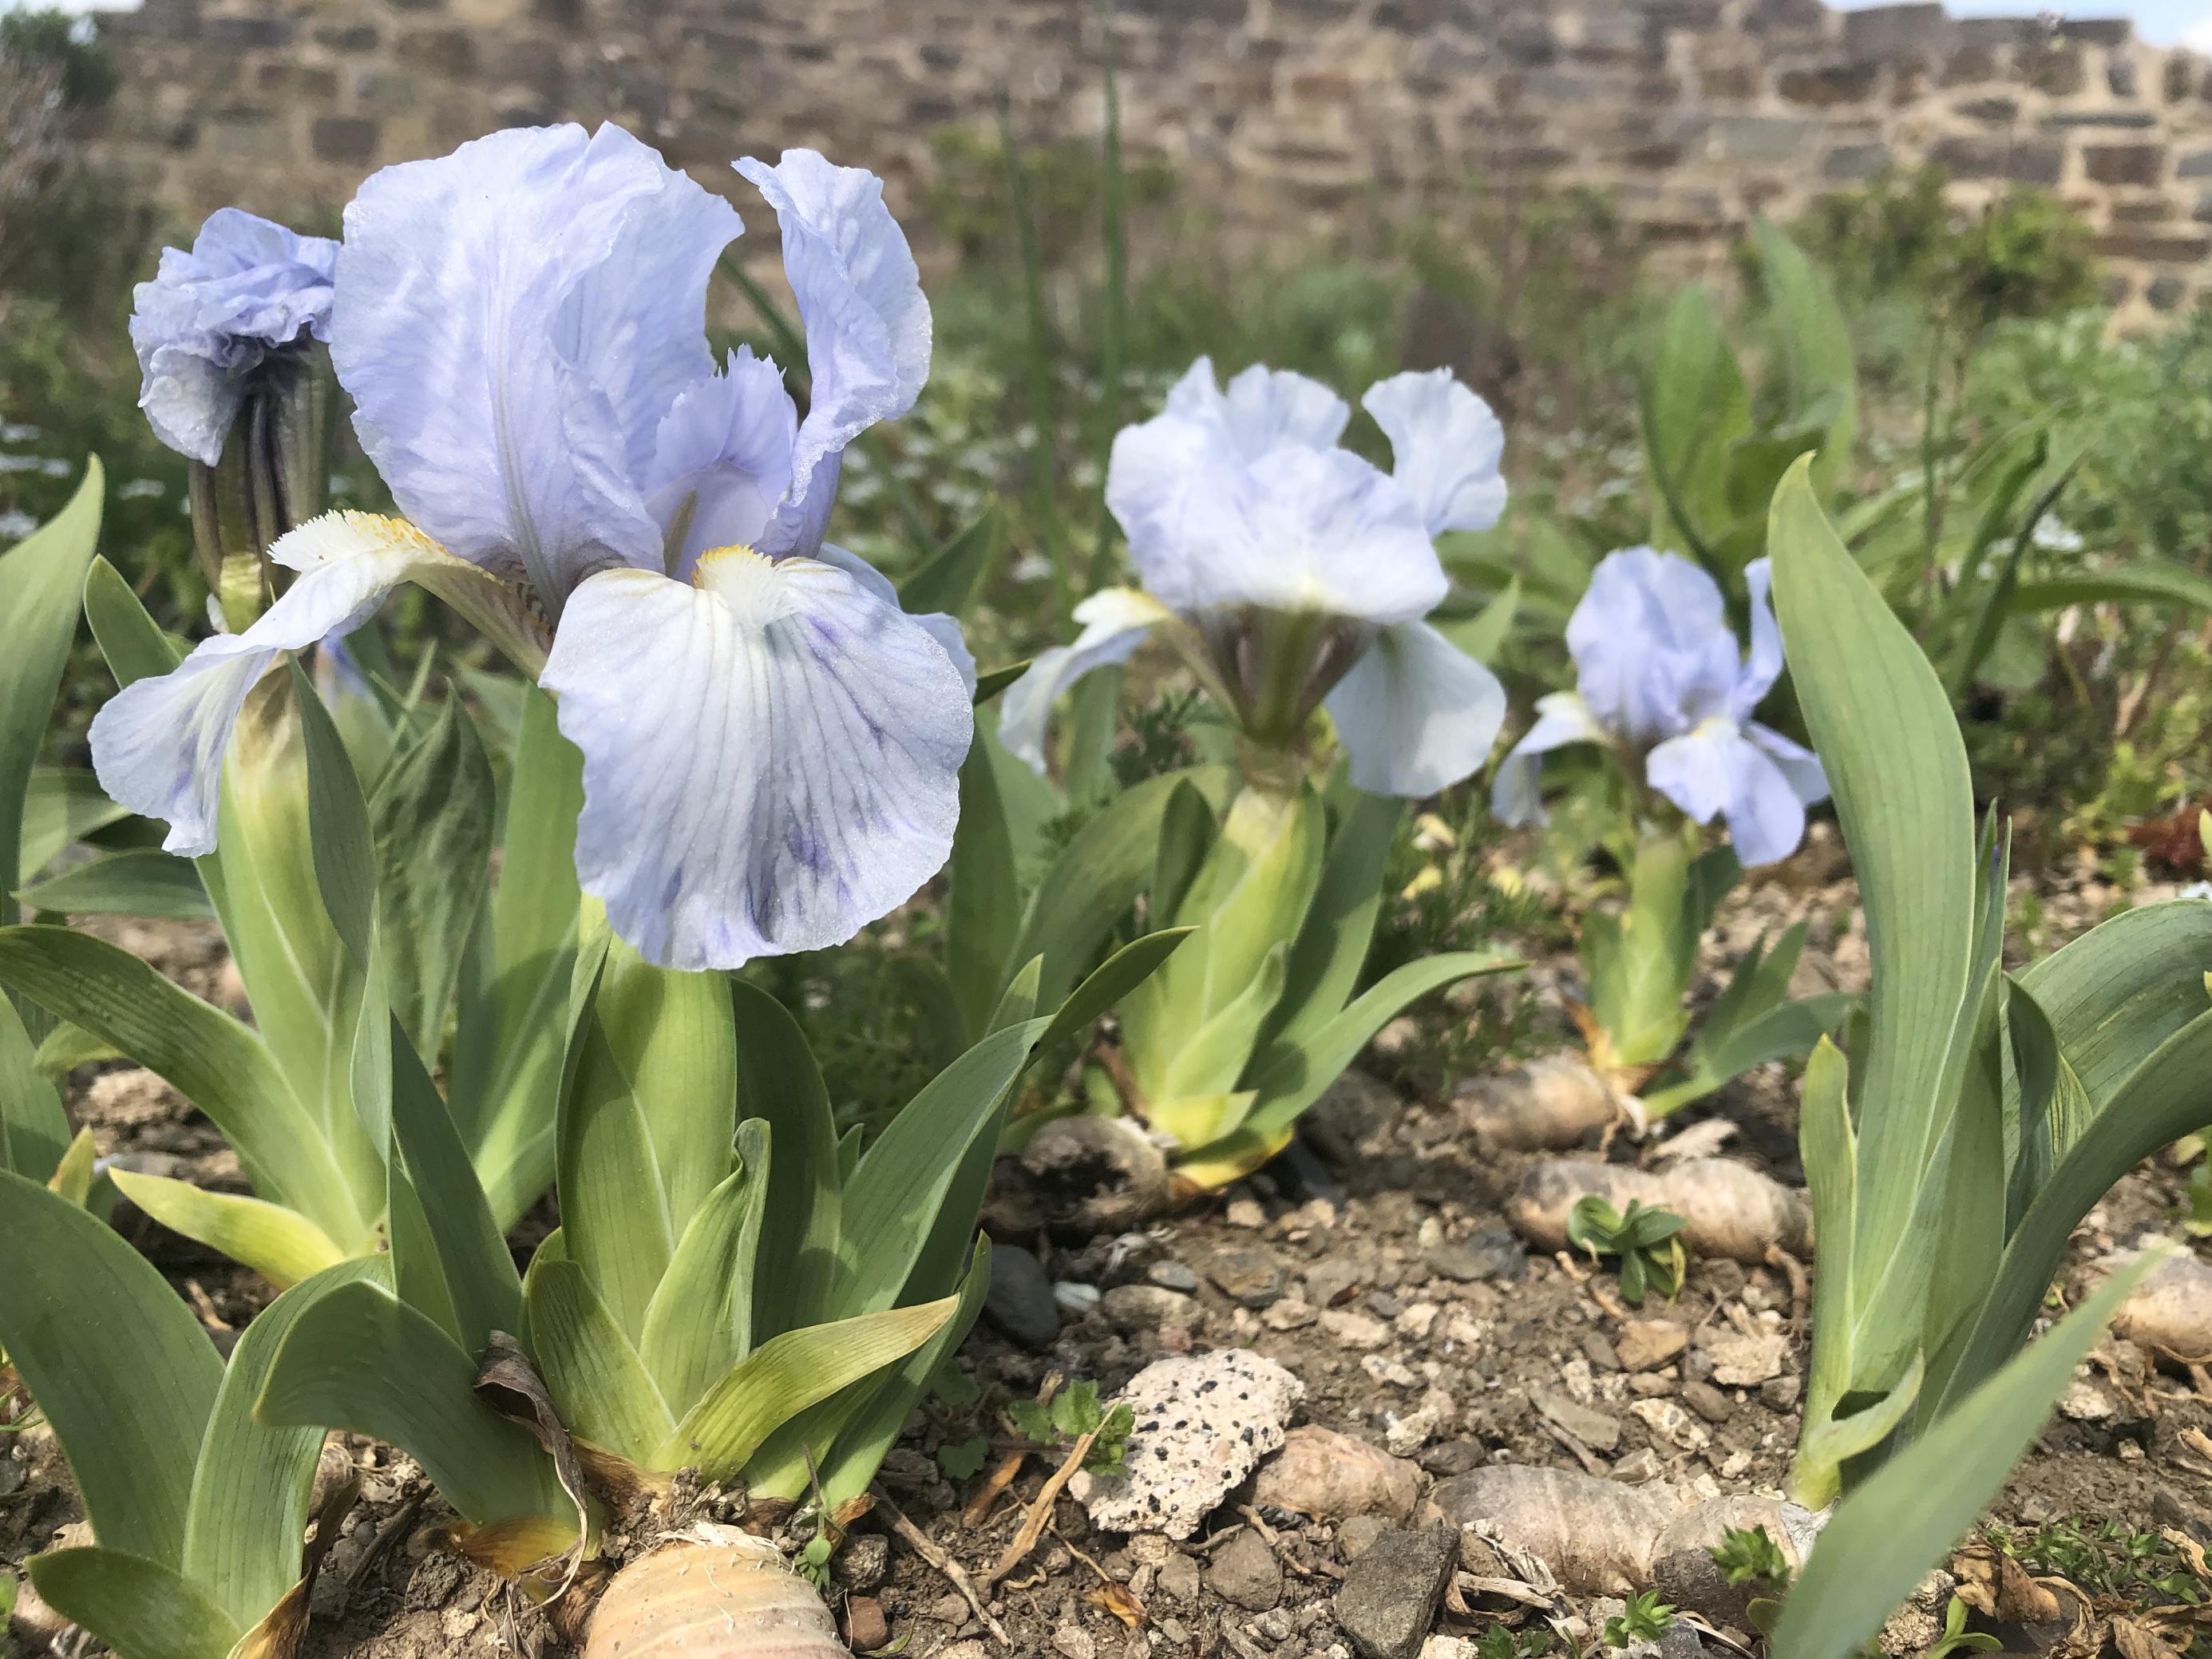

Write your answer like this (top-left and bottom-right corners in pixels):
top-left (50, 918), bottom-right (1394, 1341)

top-left (28, 1548), bottom-right (239, 1659)
top-left (0, 1167), bottom-right (221, 1566)
top-left (730, 979), bottom-right (843, 1339)
top-left (106, 1173), bottom-right (346, 1290)
top-left (639, 1121), bottom-right (768, 1412)
top-left (522, 1256), bottom-right (675, 1463)
top-left (255, 1277), bottom-right (564, 1526)
top-left (652, 1298), bottom-right (958, 1479)
top-left (184, 1257), bottom-right (387, 1629)
top-left (0, 458), bottom-right (102, 932)
top-left (17, 849), bottom-right (212, 920)
top-left (1768, 459), bottom-right (1977, 1389)
top-left (0, 925), bottom-right (362, 1241)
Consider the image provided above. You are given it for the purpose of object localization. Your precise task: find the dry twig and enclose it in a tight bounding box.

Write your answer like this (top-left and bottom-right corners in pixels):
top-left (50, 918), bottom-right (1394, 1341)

top-left (981, 1425), bottom-right (1100, 1590)
top-left (872, 1484), bottom-right (1010, 1649)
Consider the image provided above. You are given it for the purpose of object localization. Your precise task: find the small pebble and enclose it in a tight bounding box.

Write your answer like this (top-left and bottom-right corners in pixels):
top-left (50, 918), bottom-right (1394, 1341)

top-left (1681, 1381), bottom-right (1734, 1425)
top-left (1207, 1527), bottom-right (1284, 1611)
top-left (1149, 1260), bottom-right (1200, 1292)
top-left (844, 1596), bottom-right (890, 1651)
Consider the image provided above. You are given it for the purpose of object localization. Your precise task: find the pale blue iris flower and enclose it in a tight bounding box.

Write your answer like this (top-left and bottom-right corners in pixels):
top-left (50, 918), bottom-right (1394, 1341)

top-left (129, 208), bottom-right (339, 465)
top-left (1491, 548), bottom-right (1828, 867)
top-left (1000, 359), bottom-right (1510, 797)
top-left (93, 123), bottom-right (975, 972)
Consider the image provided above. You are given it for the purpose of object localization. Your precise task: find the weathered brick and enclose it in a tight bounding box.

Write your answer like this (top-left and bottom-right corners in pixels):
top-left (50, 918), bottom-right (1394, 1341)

top-left (1711, 114), bottom-right (1820, 164)
top-left (2058, 17), bottom-right (2133, 46)
top-left (1930, 135), bottom-right (2063, 185)
top-left (1842, 4), bottom-right (1951, 57)
top-left (1824, 141), bottom-right (1893, 180)
top-left (312, 22), bottom-right (378, 52)
top-left (2045, 109), bottom-right (2158, 129)
top-left (2182, 152), bottom-right (2212, 180)
top-left (1955, 95), bottom-right (2019, 123)
top-left (203, 16), bottom-right (293, 48)
top-left (2147, 275), bottom-right (2189, 311)
top-left (1779, 61), bottom-right (1880, 106)
top-left (2095, 229), bottom-right (2210, 261)
top-left (2083, 142), bottom-right (2166, 186)
top-left (1698, 64), bottom-right (1761, 101)
top-left (310, 114), bottom-right (378, 164)
top-left (2020, 43), bottom-right (2086, 96)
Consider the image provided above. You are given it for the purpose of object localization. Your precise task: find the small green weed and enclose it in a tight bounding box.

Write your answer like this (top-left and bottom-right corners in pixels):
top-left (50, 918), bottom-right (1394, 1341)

top-left (1567, 1197), bottom-right (1688, 1307)
top-left (1601, 1591), bottom-right (1675, 1647)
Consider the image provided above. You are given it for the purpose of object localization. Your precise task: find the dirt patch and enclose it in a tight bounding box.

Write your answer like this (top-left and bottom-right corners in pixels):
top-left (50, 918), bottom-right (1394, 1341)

top-left (9, 853), bottom-right (2212, 1657)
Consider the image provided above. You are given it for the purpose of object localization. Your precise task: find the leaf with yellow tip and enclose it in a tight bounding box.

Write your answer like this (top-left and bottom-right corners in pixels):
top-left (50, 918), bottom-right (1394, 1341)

top-left (109, 1171), bottom-right (348, 1290)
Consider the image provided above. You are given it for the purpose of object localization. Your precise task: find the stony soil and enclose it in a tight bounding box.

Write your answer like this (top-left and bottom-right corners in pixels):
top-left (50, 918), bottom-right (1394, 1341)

top-left (6, 840), bottom-right (2212, 1659)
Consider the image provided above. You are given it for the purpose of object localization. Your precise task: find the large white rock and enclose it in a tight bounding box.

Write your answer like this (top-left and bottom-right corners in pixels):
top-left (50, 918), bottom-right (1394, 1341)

top-left (1069, 1349), bottom-right (1304, 1539)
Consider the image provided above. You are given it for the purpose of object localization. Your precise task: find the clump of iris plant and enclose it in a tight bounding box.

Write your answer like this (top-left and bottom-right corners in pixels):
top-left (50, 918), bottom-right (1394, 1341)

top-left (995, 359), bottom-right (1522, 1193)
top-left (1465, 546), bottom-right (1850, 1151)
top-left (95, 125), bottom-right (975, 972)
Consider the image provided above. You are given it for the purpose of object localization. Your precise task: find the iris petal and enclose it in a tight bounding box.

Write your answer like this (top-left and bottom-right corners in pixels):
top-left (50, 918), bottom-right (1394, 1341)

top-left (810, 543), bottom-right (976, 695)
top-left (736, 150), bottom-right (928, 559)
top-left (999, 587), bottom-right (1172, 774)
top-left (1489, 691), bottom-right (1609, 826)
top-left (1173, 445), bottom-right (1444, 625)
top-left (1747, 720), bottom-right (1830, 807)
top-left (89, 514), bottom-right (476, 856)
top-left (1323, 620), bottom-right (1506, 798)
top-left (1212, 362), bottom-right (1351, 457)
top-left (1566, 547), bottom-right (1739, 745)
top-left (1645, 718), bottom-right (1809, 868)
top-left (1362, 370), bottom-right (1508, 537)
top-left (1735, 557), bottom-right (1786, 719)
top-left (1107, 358), bottom-right (1357, 605)
top-left (130, 208), bottom-right (338, 465)
top-left (540, 553), bottom-right (971, 970)
top-left (646, 347), bottom-right (797, 580)
top-left (335, 122), bottom-right (738, 608)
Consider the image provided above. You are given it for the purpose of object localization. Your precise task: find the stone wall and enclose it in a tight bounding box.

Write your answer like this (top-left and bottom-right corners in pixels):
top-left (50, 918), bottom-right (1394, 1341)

top-left (90, 0), bottom-right (2212, 327)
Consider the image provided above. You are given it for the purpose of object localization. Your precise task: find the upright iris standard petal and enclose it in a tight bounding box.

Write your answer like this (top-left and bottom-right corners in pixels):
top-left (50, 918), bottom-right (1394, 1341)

top-left (1735, 557), bottom-right (1786, 719)
top-left (1028, 356), bottom-right (1510, 799)
top-left (736, 150), bottom-right (929, 560)
top-left (1173, 446), bottom-right (1445, 624)
top-left (541, 552), bottom-right (972, 972)
top-left (1565, 547), bottom-right (1740, 746)
top-left (89, 515), bottom-right (484, 854)
top-left (129, 208), bottom-right (338, 465)
top-left (647, 347), bottom-right (798, 579)
top-left (334, 122), bottom-right (740, 607)
top-left (1208, 362), bottom-right (1351, 457)
top-left (999, 588), bottom-right (1174, 773)
top-left (1323, 620), bottom-right (1506, 798)
top-left (1106, 358), bottom-right (1351, 604)
top-left (1362, 370), bottom-right (1509, 537)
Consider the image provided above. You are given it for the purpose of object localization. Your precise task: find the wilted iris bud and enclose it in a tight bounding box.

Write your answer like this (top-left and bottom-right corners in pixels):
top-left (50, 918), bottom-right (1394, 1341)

top-left (1002, 358), bottom-right (1510, 798)
top-left (129, 208), bottom-right (339, 628)
top-left (1491, 547), bottom-right (1830, 866)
